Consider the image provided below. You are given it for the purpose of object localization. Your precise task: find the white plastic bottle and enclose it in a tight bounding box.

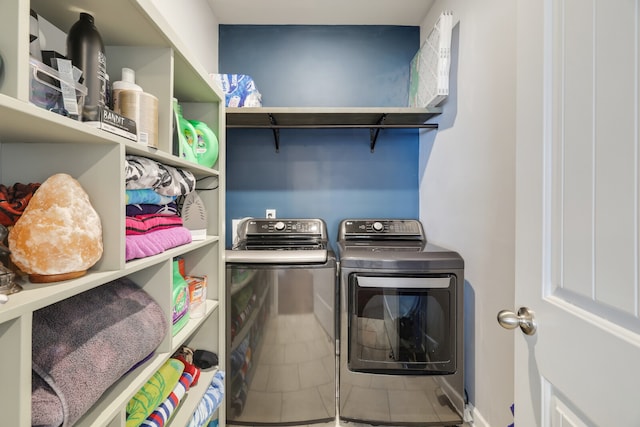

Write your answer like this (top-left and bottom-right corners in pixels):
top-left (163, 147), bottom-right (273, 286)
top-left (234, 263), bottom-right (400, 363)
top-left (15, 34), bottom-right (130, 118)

top-left (112, 67), bottom-right (142, 112)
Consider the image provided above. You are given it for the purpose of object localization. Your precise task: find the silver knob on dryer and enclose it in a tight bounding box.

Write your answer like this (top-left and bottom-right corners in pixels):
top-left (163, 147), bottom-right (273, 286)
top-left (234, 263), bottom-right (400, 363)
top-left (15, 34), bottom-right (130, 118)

top-left (372, 221), bottom-right (384, 232)
top-left (274, 221), bottom-right (286, 231)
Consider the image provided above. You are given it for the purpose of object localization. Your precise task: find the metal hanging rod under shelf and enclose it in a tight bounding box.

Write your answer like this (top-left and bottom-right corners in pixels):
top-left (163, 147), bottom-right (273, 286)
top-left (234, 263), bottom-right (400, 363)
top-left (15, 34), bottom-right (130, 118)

top-left (226, 111), bottom-right (440, 152)
top-left (226, 124), bottom-right (440, 129)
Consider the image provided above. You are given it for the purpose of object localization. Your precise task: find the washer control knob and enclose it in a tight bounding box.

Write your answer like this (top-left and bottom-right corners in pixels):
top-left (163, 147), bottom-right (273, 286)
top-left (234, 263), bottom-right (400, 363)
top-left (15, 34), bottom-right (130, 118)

top-left (372, 221), bottom-right (384, 232)
top-left (274, 221), bottom-right (286, 231)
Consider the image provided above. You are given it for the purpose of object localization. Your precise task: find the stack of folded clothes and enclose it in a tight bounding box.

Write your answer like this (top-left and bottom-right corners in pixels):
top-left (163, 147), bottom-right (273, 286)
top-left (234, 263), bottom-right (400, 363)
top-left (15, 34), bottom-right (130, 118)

top-left (127, 356), bottom-right (202, 427)
top-left (125, 155), bottom-right (195, 261)
top-left (126, 346), bottom-right (224, 427)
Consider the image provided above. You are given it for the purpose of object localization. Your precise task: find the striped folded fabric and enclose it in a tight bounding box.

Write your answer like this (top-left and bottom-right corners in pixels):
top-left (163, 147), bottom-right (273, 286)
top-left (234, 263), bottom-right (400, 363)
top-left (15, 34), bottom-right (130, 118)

top-left (126, 214), bottom-right (183, 236)
top-left (187, 371), bottom-right (225, 427)
top-left (127, 359), bottom-right (185, 427)
top-left (140, 370), bottom-right (194, 427)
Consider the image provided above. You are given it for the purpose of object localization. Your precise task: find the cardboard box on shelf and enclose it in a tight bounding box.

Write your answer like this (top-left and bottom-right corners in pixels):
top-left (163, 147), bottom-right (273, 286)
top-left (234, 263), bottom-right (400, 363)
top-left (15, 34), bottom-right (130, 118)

top-left (185, 275), bottom-right (207, 318)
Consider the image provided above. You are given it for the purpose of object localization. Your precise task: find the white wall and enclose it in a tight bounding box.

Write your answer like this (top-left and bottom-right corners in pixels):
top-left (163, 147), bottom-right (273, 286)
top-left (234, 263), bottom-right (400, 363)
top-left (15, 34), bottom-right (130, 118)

top-left (154, 0), bottom-right (219, 73)
top-left (418, 1), bottom-right (516, 426)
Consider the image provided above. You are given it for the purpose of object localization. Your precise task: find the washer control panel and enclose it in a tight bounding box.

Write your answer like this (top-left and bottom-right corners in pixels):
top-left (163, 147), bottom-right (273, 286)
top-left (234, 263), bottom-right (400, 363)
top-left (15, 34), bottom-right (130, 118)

top-left (240, 218), bottom-right (326, 237)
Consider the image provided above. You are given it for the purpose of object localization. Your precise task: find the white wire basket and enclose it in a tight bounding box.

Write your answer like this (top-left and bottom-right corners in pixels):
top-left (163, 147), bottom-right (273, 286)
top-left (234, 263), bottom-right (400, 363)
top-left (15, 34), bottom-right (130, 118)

top-left (408, 11), bottom-right (454, 108)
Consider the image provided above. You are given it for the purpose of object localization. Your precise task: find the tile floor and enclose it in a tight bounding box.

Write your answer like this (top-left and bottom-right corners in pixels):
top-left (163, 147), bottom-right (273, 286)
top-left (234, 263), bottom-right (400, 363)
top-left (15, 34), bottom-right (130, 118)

top-left (229, 311), bottom-right (466, 427)
top-left (231, 312), bottom-right (336, 424)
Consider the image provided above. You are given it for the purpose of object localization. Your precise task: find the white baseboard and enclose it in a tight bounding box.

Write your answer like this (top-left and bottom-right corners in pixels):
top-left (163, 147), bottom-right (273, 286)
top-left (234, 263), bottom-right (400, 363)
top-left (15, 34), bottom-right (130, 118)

top-left (466, 404), bottom-right (490, 427)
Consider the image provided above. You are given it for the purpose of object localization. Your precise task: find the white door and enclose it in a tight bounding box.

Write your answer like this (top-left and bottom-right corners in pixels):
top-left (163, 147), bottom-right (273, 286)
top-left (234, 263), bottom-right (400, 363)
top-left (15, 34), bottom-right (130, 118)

top-left (511, 0), bottom-right (640, 425)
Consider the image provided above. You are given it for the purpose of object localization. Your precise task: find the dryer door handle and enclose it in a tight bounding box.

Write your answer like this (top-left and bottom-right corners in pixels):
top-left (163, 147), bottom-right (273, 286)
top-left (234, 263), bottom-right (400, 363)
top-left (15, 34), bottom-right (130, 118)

top-left (356, 276), bottom-right (452, 289)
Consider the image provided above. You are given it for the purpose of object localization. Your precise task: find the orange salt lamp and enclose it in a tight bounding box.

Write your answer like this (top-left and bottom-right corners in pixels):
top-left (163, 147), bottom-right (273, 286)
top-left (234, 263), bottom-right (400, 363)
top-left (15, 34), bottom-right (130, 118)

top-left (8, 173), bottom-right (103, 283)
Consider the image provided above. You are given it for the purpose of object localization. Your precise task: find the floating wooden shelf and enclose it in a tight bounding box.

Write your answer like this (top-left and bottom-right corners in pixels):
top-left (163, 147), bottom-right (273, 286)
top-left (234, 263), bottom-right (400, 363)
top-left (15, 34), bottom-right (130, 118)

top-left (226, 107), bottom-right (441, 152)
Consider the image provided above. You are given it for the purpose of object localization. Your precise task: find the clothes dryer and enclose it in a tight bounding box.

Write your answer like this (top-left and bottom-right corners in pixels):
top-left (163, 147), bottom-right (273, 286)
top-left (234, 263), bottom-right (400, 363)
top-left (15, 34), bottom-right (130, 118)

top-left (337, 219), bottom-right (464, 426)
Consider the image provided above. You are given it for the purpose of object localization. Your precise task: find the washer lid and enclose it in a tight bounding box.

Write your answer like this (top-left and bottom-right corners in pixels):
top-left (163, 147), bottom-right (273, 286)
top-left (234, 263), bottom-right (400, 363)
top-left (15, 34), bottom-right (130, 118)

top-left (230, 218), bottom-right (330, 263)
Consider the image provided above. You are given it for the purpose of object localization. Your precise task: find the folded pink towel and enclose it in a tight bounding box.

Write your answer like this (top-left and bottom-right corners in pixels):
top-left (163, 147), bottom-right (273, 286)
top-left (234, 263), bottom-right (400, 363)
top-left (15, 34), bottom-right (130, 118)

top-left (126, 214), bottom-right (183, 236)
top-left (126, 226), bottom-right (192, 261)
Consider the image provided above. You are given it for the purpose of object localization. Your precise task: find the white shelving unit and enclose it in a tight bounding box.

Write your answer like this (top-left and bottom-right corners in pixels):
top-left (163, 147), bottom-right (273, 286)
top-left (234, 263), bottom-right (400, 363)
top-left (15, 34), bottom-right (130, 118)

top-left (0, 1), bottom-right (226, 426)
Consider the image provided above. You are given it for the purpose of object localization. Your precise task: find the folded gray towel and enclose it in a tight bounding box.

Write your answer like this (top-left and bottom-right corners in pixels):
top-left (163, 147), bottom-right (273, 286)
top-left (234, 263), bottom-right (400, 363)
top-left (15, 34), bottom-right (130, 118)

top-left (32, 277), bottom-right (168, 427)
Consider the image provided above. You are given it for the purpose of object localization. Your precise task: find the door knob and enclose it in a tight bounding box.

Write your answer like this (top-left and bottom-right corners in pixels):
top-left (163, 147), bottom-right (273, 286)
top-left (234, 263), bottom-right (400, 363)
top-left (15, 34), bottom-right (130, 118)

top-left (497, 307), bottom-right (537, 335)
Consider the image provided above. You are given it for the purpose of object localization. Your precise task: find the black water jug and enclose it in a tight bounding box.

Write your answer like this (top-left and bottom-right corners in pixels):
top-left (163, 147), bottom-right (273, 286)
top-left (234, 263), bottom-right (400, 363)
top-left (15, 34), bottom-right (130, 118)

top-left (67, 12), bottom-right (106, 121)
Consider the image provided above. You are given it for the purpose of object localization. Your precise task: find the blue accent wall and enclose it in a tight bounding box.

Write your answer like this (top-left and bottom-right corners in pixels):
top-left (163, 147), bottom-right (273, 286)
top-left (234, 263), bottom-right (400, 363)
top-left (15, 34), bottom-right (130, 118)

top-left (220, 25), bottom-right (421, 247)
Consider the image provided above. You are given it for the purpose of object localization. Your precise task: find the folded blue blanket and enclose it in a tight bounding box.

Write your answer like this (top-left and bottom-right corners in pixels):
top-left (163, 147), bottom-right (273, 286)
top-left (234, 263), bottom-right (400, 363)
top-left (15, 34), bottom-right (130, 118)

top-left (187, 371), bottom-right (225, 427)
top-left (126, 189), bottom-right (177, 206)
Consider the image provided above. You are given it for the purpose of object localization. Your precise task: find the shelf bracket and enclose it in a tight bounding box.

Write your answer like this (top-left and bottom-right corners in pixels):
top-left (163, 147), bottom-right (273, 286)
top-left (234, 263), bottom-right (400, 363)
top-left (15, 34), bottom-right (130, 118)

top-left (369, 114), bottom-right (387, 152)
top-left (268, 113), bottom-right (280, 152)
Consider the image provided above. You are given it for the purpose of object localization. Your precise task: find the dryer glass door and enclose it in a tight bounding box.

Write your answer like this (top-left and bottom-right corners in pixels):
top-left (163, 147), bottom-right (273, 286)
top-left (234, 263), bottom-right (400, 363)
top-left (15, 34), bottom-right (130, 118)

top-left (348, 274), bottom-right (456, 374)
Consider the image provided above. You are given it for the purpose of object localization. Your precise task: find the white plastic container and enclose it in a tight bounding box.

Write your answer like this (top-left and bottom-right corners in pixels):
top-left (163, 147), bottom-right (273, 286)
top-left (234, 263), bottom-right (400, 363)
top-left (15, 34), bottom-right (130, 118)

top-left (112, 67), bottom-right (142, 112)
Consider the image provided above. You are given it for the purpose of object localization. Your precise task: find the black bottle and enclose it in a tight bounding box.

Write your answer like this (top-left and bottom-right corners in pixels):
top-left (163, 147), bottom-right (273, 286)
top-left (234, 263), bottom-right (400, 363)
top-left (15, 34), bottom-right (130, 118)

top-left (67, 12), bottom-right (106, 121)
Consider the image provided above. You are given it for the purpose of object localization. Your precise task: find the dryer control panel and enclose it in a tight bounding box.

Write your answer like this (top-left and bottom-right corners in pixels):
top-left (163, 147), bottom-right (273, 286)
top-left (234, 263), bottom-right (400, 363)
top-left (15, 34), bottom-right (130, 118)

top-left (339, 219), bottom-right (425, 241)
